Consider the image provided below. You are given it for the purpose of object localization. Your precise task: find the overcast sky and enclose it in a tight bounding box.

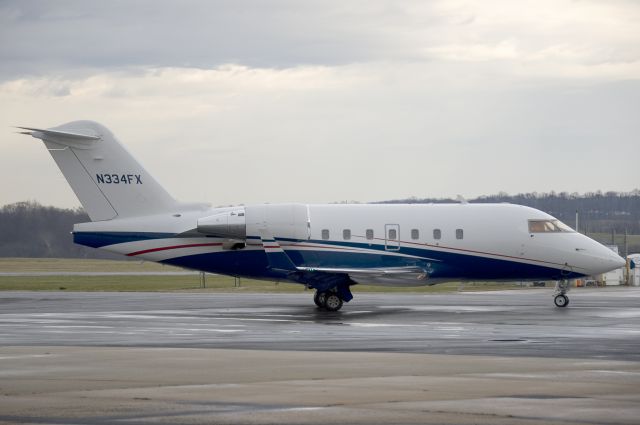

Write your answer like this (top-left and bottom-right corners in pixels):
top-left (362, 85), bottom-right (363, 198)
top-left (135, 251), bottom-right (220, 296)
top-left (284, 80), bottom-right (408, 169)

top-left (1, 0), bottom-right (639, 208)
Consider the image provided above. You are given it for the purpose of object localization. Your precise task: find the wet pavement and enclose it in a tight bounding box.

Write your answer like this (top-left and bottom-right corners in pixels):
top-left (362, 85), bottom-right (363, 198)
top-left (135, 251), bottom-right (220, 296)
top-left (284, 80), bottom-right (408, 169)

top-left (1, 288), bottom-right (639, 360)
top-left (2, 289), bottom-right (640, 424)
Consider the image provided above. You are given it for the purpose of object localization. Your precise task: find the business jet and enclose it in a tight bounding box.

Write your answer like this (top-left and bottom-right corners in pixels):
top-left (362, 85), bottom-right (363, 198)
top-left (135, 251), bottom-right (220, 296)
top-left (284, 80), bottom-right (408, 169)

top-left (18, 121), bottom-right (625, 311)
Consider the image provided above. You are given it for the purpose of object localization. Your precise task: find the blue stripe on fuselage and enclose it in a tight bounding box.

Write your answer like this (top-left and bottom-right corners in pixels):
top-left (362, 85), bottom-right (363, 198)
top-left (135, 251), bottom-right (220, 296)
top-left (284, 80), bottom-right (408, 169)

top-left (163, 247), bottom-right (582, 282)
top-left (73, 231), bottom-right (175, 248)
top-left (73, 231), bottom-right (584, 281)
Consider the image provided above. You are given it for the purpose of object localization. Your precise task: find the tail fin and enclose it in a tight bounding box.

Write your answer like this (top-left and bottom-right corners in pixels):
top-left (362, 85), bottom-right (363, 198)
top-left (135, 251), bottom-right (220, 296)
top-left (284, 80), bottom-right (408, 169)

top-left (19, 121), bottom-right (178, 221)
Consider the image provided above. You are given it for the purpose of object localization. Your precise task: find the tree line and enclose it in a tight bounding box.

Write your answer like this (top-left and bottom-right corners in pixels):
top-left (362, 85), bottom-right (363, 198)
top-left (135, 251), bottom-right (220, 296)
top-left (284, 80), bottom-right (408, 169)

top-left (381, 190), bottom-right (640, 234)
top-left (1, 191), bottom-right (639, 259)
top-left (0, 201), bottom-right (118, 259)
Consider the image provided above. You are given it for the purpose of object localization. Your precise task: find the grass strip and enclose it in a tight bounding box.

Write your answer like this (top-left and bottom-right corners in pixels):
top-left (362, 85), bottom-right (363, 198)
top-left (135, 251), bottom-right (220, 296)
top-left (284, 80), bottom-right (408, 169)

top-left (0, 274), bottom-right (528, 293)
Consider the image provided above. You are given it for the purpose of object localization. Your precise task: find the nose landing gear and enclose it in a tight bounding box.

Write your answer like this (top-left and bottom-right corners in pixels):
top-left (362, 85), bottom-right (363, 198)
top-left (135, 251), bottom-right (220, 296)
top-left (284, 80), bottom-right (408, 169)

top-left (553, 280), bottom-right (571, 308)
top-left (554, 293), bottom-right (569, 307)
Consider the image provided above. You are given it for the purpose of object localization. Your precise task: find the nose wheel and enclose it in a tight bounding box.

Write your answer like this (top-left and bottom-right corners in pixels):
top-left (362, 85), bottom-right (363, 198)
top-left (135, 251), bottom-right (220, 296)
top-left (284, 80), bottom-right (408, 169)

top-left (553, 280), bottom-right (571, 308)
top-left (554, 294), bottom-right (569, 307)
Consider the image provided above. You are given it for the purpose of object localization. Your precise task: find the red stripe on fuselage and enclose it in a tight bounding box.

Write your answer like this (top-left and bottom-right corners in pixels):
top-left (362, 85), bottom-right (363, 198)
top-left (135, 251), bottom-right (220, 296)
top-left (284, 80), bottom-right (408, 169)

top-left (127, 242), bottom-right (223, 257)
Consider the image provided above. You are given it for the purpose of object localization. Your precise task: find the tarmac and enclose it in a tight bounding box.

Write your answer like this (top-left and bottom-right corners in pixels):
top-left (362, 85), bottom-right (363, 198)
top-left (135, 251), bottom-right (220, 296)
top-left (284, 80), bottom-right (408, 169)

top-left (1, 288), bottom-right (639, 424)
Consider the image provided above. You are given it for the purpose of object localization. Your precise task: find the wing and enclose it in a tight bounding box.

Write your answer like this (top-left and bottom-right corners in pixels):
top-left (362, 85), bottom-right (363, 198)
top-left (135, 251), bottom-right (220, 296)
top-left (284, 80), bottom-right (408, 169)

top-left (258, 234), bottom-right (432, 290)
top-left (296, 266), bottom-right (429, 285)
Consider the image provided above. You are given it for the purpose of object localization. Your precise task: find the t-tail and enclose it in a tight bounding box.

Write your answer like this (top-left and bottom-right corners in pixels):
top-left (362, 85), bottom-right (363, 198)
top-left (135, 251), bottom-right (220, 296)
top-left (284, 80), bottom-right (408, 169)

top-left (18, 121), bottom-right (178, 221)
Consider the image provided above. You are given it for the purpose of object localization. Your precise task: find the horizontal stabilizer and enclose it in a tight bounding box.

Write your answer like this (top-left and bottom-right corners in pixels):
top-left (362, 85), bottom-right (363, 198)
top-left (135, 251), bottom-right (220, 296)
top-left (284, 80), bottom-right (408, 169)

top-left (16, 126), bottom-right (101, 141)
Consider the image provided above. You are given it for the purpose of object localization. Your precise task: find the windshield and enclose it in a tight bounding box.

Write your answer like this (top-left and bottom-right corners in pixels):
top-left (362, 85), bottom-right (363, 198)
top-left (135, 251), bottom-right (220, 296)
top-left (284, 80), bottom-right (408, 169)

top-left (528, 219), bottom-right (574, 233)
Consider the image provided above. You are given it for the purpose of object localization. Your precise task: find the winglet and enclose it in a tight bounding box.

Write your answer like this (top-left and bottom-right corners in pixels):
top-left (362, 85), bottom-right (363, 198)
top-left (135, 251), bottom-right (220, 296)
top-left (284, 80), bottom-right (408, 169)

top-left (259, 230), bottom-right (298, 273)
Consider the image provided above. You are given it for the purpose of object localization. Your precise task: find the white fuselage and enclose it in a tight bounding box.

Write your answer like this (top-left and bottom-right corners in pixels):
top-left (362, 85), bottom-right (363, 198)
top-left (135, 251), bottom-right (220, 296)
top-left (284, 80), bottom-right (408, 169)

top-left (73, 202), bottom-right (624, 284)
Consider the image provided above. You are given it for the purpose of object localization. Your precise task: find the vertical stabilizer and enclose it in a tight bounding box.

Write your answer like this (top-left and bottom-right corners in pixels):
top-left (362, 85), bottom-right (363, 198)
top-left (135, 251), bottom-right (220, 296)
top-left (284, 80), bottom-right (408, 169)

top-left (20, 121), bottom-right (178, 221)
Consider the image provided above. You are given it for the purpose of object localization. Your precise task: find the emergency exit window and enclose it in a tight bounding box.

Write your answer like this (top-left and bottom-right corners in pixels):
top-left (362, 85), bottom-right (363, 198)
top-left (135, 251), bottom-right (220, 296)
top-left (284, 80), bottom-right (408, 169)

top-left (322, 229), bottom-right (330, 240)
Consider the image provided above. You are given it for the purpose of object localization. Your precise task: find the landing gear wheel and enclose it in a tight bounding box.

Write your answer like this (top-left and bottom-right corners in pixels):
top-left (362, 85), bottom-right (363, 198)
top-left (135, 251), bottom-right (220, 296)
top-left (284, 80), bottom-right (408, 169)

top-left (554, 294), bottom-right (569, 308)
top-left (324, 293), bottom-right (343, 312)
top-left (314, 291), bottom-right (327, 308)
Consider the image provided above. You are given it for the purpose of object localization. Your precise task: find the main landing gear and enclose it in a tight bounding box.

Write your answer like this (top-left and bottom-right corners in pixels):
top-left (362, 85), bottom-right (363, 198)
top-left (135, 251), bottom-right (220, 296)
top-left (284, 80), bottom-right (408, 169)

top-left (314, 290), bottom-right (344, 312)
top-left (553, 280), bottom-right (571, 308)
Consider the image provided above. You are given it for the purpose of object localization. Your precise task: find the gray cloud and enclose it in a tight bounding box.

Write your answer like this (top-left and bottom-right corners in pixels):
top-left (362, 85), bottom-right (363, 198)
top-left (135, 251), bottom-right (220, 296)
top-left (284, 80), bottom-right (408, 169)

top-left (1, 0), bottom-right (639, 207)
top-left (3, 1), bottom-right (638, 81)
top-left (0, 1), bottom-right (404, 79)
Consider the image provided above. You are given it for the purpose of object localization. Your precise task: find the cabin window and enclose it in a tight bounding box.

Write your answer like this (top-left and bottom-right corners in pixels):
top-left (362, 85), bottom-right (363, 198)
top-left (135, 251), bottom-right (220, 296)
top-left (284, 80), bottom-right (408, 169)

top-left (321, 229), bottom-right (330, 240)
top-left (456, 228), bottom-right (464, 239)
top-left (388, 228), bottom-right (397, 240)
top-left (366, 229), bottom-right (374, 240)
top-left (343, 229), bottom-right (351, 240)
top-left (411, 229), bottom-right (419, 240)
top-left (433, 229), bottom-right (441, 240)
top-left (528, 219), bottom-right (574, 233)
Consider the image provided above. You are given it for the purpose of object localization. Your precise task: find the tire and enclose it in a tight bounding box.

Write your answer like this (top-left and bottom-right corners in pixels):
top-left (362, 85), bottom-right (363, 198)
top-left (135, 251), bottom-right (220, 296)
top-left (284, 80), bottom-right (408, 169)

top-left (554, 294), bottom-right (569, 308)
top-left (314, 291), bottom-right (327, 308)
top-left (324, 293), bottom-right (343, 312)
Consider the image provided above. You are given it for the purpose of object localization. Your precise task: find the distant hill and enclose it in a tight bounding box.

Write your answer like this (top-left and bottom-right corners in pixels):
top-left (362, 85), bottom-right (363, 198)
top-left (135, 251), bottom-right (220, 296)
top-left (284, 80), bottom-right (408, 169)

top-left (1, 191), bottom-right (639, 259)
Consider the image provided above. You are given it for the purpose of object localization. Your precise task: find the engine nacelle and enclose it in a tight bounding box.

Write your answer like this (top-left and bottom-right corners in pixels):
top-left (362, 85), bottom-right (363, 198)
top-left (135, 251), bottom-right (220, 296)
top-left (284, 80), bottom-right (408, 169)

top-left (197, 204), bottom-right (310, 241)
top-left (197, 208), bottom-right (246, 239)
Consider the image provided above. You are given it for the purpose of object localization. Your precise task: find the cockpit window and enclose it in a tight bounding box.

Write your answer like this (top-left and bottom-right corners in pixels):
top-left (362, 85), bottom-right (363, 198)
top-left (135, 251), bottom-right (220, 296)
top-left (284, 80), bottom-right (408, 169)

top-left (528, 219), bottom-right (574, 233)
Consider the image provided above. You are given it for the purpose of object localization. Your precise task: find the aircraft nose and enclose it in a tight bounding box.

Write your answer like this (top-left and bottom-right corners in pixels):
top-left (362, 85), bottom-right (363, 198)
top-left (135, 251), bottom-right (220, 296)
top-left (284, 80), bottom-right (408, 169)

top-left (582, 238), bottom-right (626, 275)
top-left (611, 253), bottom-right (626, 269)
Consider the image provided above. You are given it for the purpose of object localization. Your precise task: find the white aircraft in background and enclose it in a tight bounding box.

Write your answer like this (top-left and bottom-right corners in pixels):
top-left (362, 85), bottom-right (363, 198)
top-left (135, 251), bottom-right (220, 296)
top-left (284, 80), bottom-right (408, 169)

top-left (19, 121), bottom-right (625, 311)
